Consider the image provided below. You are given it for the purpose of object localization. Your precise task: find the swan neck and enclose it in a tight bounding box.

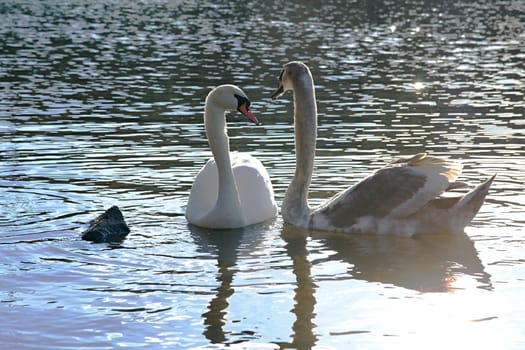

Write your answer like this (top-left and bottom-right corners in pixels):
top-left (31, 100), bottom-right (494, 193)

top-left (283, 73), bottom-right (317, 225)
top-left (204, 103), bottom-right (242, 211)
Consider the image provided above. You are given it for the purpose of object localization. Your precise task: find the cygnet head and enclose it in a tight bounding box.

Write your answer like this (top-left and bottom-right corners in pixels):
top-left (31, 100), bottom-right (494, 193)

top-left (206, 84), bottom-right (260, 125)
top-left (271, 61), bottom-right (312, 99)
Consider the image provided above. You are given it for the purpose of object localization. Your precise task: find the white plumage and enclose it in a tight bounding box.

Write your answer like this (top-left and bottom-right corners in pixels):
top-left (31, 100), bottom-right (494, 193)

top-left (186, 85), bottom-right (277, 229)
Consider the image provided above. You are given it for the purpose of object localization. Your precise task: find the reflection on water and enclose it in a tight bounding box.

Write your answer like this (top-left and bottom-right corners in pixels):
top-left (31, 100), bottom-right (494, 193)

top-left (282, 227), bottom-right (318, 349)
top-left (190, 223), bottom-right (493, 347)
top-left (190, 225), bottom-right (245, 343)
top-left (1, 0), bottom-right (525, 348)
top-left (312, 230), bottom-right (491, 293)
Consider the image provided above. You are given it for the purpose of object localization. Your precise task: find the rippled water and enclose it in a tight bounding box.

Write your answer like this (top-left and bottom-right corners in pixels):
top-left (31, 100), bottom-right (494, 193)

top-left (1, 0), bottom-right (524, 348)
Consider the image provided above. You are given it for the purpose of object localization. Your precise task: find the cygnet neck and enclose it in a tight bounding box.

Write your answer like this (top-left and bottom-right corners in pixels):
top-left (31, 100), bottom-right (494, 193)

top-left (283, 71), bottom-right (318, 226)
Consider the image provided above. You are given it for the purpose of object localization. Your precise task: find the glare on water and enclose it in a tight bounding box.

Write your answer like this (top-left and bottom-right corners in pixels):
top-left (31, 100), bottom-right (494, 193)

top-left (1, 0), bottom-right (524, 349)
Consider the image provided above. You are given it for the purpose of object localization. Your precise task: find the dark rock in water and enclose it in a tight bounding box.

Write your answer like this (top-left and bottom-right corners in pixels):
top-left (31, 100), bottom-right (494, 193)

top-left (82, 206), bottom-right (130, 243)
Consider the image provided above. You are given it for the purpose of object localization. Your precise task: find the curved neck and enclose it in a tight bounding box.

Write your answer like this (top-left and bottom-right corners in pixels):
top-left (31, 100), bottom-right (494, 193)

top-left (283, 74), bottom-right (317, 226)
top-left (204, 103), bottom-right (243, 216)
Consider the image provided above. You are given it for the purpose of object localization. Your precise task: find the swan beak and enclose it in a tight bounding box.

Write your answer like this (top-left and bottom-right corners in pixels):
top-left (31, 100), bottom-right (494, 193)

top-left (238, 103), bottom-right (261, 126)
top-left (271, 85), bottom-right (284, 99)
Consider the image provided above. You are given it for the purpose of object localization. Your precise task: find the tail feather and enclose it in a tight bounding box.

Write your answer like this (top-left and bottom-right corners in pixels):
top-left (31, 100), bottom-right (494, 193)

top-left (452, 174), bottom-right (496, 229)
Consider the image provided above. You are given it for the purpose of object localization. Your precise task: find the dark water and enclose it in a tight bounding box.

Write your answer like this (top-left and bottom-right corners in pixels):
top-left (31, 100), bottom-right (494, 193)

top-left (1, 0), bottom-right (524, 348)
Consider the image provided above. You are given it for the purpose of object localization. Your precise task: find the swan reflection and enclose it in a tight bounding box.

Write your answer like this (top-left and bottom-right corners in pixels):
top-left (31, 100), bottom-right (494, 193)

top-left (280, 227), bottom-right (318, 349)
top-left (281, 225), bottom-right (491, 347)
top-left (190, 222), bottom-right (490, 347)
top-left (190, 223), bottom-right (279, 345)
top-left (283, 225), bottom-right (491, 293)
top-left (316, 230), bottom-right (490, 292)
top-left (189, 225), bottom-right (244, 343)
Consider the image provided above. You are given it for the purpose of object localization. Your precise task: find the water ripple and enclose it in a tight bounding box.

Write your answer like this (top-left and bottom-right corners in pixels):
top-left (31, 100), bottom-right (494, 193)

top-left (1, 0), bottom-right (524, 348)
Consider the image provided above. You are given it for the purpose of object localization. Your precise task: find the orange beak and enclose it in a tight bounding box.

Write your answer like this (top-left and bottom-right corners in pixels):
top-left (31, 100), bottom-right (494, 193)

top-left (238, 103), bottom-right (261, 125)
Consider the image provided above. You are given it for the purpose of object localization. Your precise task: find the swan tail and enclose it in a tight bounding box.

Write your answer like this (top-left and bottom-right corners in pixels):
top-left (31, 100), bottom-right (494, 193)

top-left (451, 174), bottom-right (495, 230)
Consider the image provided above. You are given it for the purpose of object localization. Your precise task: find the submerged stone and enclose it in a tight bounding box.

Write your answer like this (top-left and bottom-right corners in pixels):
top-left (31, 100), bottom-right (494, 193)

top-left (81, 205), bottom-right (130, 243)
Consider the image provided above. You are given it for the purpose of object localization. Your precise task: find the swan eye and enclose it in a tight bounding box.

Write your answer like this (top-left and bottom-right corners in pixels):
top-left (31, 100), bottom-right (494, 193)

top-left (234, 94), bottom-right (250, 110)
top-left (278, 69), bottom-right (284, 82)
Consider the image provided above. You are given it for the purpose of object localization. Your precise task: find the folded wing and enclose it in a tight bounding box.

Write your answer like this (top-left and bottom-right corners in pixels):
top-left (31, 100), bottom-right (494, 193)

top-left (313, 153), bottom-right (462, 228)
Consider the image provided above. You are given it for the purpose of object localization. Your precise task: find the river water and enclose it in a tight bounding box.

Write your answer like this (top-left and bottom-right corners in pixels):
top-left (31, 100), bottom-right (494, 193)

top-left (1, 0), bottom-right (524, 349)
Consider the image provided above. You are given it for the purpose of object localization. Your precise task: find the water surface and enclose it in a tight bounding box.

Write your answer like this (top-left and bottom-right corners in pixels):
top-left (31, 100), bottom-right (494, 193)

top-left (1, 0), bottom-right (524, 349)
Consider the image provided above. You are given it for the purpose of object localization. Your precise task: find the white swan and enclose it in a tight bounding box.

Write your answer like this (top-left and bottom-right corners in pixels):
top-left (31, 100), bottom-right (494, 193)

top-left (271, 61), bottom-right (495, 236)
top-left (186, 84), bottom-right (278, 229)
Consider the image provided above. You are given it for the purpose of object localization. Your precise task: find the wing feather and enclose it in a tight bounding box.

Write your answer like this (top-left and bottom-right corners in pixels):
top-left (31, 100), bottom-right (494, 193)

top-left (312, 153), bottom-right (462, 228)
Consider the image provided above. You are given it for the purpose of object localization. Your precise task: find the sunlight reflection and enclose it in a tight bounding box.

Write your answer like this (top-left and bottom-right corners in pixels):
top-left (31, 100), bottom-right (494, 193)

top-left (323, 288), bottom-right (520, 349)
top-left (413, 82), bottom-right (425, 91)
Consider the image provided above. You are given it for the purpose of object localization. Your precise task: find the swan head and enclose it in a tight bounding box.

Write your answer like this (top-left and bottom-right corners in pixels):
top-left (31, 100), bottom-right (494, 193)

top-left (271, 61), bottom-right (312, 99)
top-left (206, 84), bottom-right (260, 125)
